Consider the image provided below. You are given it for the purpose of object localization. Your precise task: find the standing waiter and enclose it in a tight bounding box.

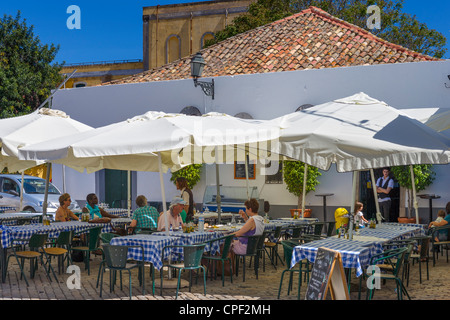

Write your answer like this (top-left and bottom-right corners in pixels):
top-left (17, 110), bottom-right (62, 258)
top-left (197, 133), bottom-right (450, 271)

top-left (175, 177), bottom-right (194, 223)
top-left (376, 167), bottom-right (394, 222)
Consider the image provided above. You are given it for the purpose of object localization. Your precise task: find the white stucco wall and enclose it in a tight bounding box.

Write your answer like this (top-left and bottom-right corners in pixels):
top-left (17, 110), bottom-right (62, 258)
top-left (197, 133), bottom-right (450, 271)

top-left (51, 60), bottom-right (450, 210)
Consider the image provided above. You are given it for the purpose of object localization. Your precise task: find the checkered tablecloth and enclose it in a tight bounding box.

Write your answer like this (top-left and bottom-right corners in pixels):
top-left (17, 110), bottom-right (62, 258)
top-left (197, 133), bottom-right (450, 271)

top-left (0, 213), bottom-right (41, 226)
top-left (0, 220), bottom-right (131, 248)
top-left (357, 224), bottom-right (424, 241)
top-left (291, 237), bottom-right (382, 277)
top-left (109, 234), bottom-right (177, 270)
top-left (105, 209), bottom-right (131, 218)
top-left (0, 206), bottom-right (17, 213)
top-left (152, 230), bottom-right (228, 261)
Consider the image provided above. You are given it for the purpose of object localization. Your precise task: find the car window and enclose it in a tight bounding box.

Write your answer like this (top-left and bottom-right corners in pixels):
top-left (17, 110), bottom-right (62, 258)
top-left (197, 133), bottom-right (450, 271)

top-left (2, 178), bottom-right (19, 194)
top-left (21, 178), bottom-right (60, 194)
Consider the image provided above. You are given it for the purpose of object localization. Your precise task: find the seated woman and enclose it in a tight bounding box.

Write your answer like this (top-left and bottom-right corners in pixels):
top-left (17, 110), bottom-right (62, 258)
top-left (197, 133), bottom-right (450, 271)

top-left (428, 201), bottom-right (450, 241)
top-left (230, 198), bottom-right (265, 255)
top-left (129, 195), bottom-right (159, 233)
top-left (82, 193), bottom-right (118, 223)
top-left (55, 193), bottom-right (79, 222)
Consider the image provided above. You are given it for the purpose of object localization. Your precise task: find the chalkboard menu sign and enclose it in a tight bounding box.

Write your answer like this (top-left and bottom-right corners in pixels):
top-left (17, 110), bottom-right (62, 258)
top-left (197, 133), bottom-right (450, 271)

top-left (305, 247), bottom-right (349, 300)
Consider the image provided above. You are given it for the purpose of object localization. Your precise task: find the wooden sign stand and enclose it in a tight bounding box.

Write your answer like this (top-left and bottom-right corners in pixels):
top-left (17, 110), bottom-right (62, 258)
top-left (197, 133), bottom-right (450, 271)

top-left (305, 247), bottom-right (350, 300)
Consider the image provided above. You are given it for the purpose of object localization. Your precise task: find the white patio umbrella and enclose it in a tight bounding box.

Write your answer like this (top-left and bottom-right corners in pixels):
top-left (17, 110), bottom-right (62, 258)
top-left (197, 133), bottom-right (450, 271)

top-left (19, 110), bottom-right (281, 230)
top-left (0, 108), bottom-right (93, 212)
top-left (266, 92), bottom-right (450, 223)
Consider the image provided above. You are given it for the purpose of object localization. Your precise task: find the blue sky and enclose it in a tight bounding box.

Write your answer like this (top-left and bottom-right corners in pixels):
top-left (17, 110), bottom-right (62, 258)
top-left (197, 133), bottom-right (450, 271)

top-left (1, 0), bottom-right (449, 64)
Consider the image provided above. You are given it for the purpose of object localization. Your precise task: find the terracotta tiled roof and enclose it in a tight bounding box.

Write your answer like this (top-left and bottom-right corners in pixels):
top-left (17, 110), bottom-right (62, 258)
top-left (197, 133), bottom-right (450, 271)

top-left (105, 6), bottom-right (440, 85)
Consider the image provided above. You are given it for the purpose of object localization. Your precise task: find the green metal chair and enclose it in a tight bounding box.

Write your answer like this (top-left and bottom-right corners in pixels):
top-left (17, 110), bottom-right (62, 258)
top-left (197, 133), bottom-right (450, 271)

top-left (278, 240), bottom-right (304, 299)
top-left (42, 230), bottom-right (74, 275)
top-left (235, 235), bottom-right (261, 282)
top-left (264, 226), bottom-right (285, 268)
top-left (410, 235), bottom-right (431, 284)
top-left (98, 244), bottom-right (145, 299)
top-left (71, 226), bottom-right (103, 275)
top-left (366, 246), bottom-right (410, 300)
top-left (429, 225), bottom-right (450, 266)
top-left (311, 222), bottom-right (326, 237)
top-left (99, 232), bottom-right (120, 245)
top-left (325, 221), bottom-right (336, 237)
top-left (7, 233), bottom-right (56, 286)
top-left (202, 234), bottom-right (234, 286)
top-left (161, 244), bottom-right (207, 299)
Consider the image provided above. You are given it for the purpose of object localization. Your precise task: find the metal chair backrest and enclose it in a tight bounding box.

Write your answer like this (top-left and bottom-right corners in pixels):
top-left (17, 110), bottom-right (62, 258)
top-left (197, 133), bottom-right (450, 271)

top-left (28, 233), bottom-right (48, 250)
top-left (419, 236), bottom-right (431, 259)
top-left (291, 227), bottom-right (302, 238)
top-left (272, 226), bottom-right (283, 242)
top-left (102, 244), bottom-right (129, 269)
top-left (326, 221), bottom-right (336, 237)
top-left (56, 230), bottom-right (74, 246)
top-left (280, 241), bottom-right (294, 265)
top-left (99, 232), bottom-right (119, 245)
top-left (87, 227), bottom-right (103, 250)
top-left (183, 244), bottom-right (206, 268)
top-left (219, 235), bottom-right (234, 260)
top-left (245, 235), bottom-right (261, 256)
top-left (312, 222), bottom-right (325, 236)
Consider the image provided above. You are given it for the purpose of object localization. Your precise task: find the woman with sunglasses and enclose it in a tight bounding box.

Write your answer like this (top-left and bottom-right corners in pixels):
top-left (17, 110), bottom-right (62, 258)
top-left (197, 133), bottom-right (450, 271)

top-left (55, 193), bottom-right (79, 222)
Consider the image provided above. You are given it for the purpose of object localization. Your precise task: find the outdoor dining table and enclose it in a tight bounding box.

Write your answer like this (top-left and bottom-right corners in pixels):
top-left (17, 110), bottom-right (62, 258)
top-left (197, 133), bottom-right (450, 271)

top-left (0, 213), bottom-right (41, 226)
top-left (151, 229), bottom-right (229, 261)
top-left (0, 218), bottom-right (131, 282)
top-left (109, 234), bottom-right (178, 270)
top-left (0, 206), bottom-right (17, 213)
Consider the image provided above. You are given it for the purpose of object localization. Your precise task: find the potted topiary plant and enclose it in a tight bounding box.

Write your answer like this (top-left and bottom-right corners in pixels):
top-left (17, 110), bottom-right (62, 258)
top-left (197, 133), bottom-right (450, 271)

top-left (391, 164), bottom-right (435, 223)
top-left (283, 161), bottom-right (321, 218)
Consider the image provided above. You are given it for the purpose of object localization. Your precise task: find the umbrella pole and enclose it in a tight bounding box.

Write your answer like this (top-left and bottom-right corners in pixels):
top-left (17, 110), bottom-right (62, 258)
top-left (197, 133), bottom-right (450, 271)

top-left (158, 152), bottom-right (173, 281)
top-left (215, 147), bottom-right (222, 224)
top-left (62, 165), bottom-right (66, 193)
top-left (158, 153), bottom-right (169, 236)
top-left (409, 165), bottom-right (419, 224)
top-left (43, 163), bottom-right (52, 222)
top-left (244, 152), bottom-right (250, 199)
top-left (20, 171), bottom-right (24, 211)
top-left (301, 163), bottom-right (308, 219)
top-left (370, 169), bottom-right (381, 220)
top-left (127, 170), bottom-right (131, 218)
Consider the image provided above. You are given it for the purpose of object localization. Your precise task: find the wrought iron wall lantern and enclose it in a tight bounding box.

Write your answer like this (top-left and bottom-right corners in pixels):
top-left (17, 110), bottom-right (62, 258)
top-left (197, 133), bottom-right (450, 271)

top-left (190, 52), bottom-right (215, 99)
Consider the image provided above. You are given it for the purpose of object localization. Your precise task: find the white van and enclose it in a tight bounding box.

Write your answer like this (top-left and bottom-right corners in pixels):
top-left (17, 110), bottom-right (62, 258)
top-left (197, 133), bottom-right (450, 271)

top-left (0, 174), bottom-right (80, 213)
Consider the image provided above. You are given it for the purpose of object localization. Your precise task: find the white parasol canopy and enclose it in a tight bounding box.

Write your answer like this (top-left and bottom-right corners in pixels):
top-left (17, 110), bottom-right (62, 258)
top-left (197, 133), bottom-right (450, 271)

top-left (19, 110), bottom-right (281, 230)
top-left (266, 93), bottom-right (450, 223)
top-left (0, 108), bottom-right (93, 172)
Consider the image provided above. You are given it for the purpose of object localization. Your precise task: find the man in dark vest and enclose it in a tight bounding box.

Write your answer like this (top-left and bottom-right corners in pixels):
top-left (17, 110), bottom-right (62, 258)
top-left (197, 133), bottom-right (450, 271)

top-left (376, 167), bottom-right (394, 222)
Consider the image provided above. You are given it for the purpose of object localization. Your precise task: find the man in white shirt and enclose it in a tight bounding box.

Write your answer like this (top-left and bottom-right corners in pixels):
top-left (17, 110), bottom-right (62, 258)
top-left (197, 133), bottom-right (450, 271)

top-left (376, 167), bottom-right (394, 222)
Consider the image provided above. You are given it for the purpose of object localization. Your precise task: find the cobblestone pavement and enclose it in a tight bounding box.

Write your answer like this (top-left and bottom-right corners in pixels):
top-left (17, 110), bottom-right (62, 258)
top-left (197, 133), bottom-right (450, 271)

top-left (1, 247), bottom-right (449, 302)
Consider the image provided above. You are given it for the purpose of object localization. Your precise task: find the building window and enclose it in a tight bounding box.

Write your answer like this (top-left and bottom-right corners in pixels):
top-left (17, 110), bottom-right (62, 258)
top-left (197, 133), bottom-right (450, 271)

top-left (201, 32), bottom-right (215, 48)
top-left (74, 82), bottom-right (86, 88)
top-left (166, 34), bottom-right (181, 64)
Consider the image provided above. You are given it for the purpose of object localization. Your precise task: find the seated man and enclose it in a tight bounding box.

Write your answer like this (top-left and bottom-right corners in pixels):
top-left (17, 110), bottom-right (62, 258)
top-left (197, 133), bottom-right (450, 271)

top-left (82, 193), bottom-right (118, 223)
top-left (129, 195), bottom-right (159, 233)
top-left (157, 197), bottom-right (185, 231)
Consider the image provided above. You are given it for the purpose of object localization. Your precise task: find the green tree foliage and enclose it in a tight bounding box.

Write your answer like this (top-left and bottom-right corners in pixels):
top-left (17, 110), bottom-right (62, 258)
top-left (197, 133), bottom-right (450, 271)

top-left (282, 161), bottom-right (321, 208)
top-left (170, 164), bottom-right (203, 189)
top-left (391, 164), bottom-right (435, 218)
top-left (205, 0), bottom-right (446, 58)
top-left (0, 12), bottom-right (63, 118)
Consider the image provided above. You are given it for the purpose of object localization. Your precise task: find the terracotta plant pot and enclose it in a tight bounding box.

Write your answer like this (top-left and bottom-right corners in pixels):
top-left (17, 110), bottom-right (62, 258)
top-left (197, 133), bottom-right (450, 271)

top-left (290, 209), bottom-right (312, 218)
top-left (397, 217), bottom-right (419, 224)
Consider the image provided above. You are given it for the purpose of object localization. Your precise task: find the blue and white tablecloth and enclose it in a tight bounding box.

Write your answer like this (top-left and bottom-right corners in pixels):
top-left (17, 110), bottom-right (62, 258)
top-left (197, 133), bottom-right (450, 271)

top-left (105, 208), bottom-right (131, 218)
top-left (0, 213), bottom-right (41, 226)
top-left (152, 230), bottom-right (228, 261)
top-left (357, 224), bottom-right (424, 241)
top-left (0, 206), bottom-right (17, 213)
top-left (0, 220), bottom-right (130, 248)
top-left (109, 234), bottom-right (177, 270)
top-left (291, 237), bottom-right (382, 277)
